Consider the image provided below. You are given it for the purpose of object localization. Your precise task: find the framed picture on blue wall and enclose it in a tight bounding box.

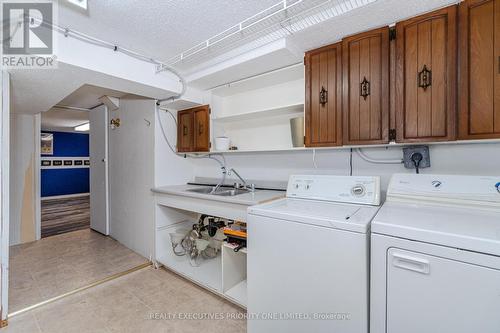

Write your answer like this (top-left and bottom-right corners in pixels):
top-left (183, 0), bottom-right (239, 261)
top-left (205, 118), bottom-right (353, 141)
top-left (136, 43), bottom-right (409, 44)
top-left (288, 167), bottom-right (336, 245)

top-left (41, 133), bottom-right (53, 155)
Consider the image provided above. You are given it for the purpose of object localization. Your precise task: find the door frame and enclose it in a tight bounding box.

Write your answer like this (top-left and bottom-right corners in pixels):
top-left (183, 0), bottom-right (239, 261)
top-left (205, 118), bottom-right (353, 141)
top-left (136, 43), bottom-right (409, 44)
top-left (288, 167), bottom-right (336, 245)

top-left (1, 71), bottom-right (10, 322)
top-left (89, 104), bottom-right (110, 235)
top-left (35, 104), bottom-right (109, 238)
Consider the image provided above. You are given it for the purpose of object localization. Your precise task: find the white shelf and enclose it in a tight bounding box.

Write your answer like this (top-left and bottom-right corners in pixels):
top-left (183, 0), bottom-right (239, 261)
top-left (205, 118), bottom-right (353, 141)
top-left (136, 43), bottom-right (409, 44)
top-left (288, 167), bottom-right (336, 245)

top-left (213, 103), bottom-right (303, 123)
top-left (158, 254), bottom-right (222, 293)
top-left (224, 280), bottom-right (247, 307)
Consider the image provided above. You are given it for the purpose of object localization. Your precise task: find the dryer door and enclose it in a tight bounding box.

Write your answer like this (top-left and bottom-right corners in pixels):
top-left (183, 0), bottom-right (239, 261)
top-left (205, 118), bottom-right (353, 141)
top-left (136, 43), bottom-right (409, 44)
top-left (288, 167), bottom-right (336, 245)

top-left (386, 248), bottom-right (500, 333)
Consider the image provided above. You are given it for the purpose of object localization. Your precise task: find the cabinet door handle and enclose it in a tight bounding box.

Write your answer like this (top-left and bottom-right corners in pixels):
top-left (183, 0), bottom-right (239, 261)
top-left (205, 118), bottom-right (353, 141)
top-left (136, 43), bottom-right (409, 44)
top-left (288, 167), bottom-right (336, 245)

top-left (418, 65), bottom-right (432, 90)
top-left (198, 123), bottom-right (204, 135)
top-left (391, 252), bottom-right (430, 275)
top-left (183, 125), bottom-right (188, 136)
top-left (319, 86), bottom-right (328, 106)
top-left (360, 77), bottom-right (370, 100)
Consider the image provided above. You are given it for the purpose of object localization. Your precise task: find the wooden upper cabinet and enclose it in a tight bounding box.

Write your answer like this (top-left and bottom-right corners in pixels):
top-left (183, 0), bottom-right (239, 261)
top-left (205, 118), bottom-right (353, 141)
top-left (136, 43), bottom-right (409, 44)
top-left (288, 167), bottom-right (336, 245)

top-left (177, 109), bottom-right (194, 152)
top-left (177, 105), bottom-right (210, 152)
top-left (458, 0), bottom-right (500, 139)
top-left (304, 43), bottom-right (343, 147)
top-left (193, 105), bottom-right (211, 152)
top-left (396, 6), bottom-right (457, 143)
top-left (342, 27), bottom-right (390, 145)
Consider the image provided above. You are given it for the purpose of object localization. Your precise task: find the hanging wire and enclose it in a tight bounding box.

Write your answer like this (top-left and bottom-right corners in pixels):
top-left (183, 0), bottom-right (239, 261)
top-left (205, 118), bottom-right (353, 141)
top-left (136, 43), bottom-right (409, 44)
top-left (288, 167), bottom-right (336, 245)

top-left (24, 15), bottom-right (186, 100)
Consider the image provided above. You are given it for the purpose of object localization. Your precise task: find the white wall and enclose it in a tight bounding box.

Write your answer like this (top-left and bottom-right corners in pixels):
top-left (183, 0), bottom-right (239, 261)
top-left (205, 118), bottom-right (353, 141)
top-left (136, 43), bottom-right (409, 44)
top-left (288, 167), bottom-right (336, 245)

top-left (191, 142), bottom-right (500, 193)
top-left (9, 113), bottom-right (39, 246)
top-left (155, 107), bottom-right (194, 187)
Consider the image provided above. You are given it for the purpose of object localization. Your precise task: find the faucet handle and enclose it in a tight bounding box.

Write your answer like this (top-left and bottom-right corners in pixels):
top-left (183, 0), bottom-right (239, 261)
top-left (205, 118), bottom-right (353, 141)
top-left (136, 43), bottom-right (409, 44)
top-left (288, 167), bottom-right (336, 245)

top-left (249, 184), bottom-right (256, 192)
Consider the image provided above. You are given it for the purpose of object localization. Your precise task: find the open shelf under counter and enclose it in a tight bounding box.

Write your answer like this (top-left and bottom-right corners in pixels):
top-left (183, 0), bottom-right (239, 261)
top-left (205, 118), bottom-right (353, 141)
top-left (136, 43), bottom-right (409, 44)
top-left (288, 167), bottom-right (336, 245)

top-left (225, 280), bottom-right (247, 308)
top-left (157, 254), bottom-right (223, 293)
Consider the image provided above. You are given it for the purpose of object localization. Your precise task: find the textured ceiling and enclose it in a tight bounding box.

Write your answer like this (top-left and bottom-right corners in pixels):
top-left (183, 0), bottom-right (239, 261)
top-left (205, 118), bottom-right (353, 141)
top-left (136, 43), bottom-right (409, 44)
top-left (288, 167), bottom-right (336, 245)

top-left (57, 84), bottom-right (130, 109)
top-left (41, 108), bottom-right (89, 130)
top-left (58, 0), bottom-right (279, 62)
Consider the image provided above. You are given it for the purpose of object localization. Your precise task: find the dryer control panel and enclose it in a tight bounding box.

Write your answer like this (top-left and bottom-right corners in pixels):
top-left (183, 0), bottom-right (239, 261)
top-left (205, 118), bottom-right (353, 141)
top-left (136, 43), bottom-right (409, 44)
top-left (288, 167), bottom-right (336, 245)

top-left (388, 174), bottom-right (500, 207)
top-left (286, 175), bottom-right (381, 206)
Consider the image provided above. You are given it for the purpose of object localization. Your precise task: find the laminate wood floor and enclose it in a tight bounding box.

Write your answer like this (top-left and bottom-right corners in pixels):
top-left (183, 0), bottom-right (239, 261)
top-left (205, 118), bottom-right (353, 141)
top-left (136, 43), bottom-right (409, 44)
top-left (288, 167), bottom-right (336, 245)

top-left (41, 196), bottom-right (90, 238)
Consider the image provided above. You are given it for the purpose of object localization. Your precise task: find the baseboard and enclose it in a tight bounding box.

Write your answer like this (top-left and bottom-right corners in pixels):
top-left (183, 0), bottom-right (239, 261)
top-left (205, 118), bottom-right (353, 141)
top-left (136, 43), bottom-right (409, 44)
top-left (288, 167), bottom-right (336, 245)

top-left (41, 193), bottom-right (90, 201)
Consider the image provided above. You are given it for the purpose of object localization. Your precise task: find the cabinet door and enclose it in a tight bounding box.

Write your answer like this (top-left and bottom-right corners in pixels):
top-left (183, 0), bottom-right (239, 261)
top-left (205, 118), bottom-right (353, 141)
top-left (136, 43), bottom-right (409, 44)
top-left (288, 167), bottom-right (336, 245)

top-left (343, 27), bottom-right (390, 145)
top-left (177, 109), bottom-right (193, 152)
top-left (304, 43), bottom-right (342, 147)
top-left (396, 6), bottom-right (457, 143)
top-left (193, 105), bottom-right (210, 152)
top-left (458, 0), bottom-right (500, 139)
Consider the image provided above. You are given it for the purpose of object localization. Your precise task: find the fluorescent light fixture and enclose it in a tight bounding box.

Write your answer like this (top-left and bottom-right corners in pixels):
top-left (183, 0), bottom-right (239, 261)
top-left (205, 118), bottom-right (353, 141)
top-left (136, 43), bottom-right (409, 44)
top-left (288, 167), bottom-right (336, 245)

top-left (74, 122), bottom-right (90, 132)
top-left (66, 0), bottom-right (88, 10)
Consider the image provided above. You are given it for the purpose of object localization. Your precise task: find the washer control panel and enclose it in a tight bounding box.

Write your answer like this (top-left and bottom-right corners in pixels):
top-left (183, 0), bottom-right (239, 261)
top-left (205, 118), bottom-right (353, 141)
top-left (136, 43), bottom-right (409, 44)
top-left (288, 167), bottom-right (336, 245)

top-left (286, 175), bottom-right (381, 206)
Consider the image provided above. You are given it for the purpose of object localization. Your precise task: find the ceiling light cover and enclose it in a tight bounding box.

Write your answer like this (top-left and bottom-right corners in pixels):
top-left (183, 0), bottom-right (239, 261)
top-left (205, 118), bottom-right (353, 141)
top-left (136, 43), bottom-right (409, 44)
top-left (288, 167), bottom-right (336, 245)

top-left (74, 122), bottom-right (90, 132)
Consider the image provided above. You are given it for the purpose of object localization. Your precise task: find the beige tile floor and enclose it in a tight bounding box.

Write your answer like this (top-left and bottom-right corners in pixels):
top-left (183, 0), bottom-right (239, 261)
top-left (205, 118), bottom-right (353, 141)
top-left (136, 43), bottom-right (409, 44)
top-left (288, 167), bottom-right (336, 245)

top-left (9, 229), bottom-right (148, 313)
top-left (3, 267), bottom-right (246, 333)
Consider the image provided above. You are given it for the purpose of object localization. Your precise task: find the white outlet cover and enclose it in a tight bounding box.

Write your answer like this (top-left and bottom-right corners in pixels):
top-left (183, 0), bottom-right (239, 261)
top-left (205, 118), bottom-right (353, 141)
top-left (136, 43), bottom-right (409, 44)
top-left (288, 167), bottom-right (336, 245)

top-left (66, 0), bottom-right (87, 10)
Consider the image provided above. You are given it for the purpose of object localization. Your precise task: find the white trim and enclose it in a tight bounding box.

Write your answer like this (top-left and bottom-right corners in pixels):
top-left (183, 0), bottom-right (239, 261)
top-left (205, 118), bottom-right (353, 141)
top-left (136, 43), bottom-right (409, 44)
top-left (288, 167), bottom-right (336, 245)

top-left (41, 156), bottom-right (90, 160)
top-left (104, 105), bottom-right (110, 235)
top-left (34, 114), bottom-right (41, 241)
top-left (41, 193), bottom-right (90, 201)
top-left (1, 71), bottom-right (10, 320)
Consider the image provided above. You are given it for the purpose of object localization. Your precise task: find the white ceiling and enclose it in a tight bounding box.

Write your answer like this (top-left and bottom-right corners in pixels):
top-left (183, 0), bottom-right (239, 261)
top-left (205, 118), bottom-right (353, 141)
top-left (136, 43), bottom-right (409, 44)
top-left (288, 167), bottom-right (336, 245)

top-left (41, 108), bottom-right (89, 131)
top-left (57, 84), bottom-right (130, 109)
top-left (56, 0), bottom-right (458, 76)
top-left (58, 0), bottom-right (279, 63)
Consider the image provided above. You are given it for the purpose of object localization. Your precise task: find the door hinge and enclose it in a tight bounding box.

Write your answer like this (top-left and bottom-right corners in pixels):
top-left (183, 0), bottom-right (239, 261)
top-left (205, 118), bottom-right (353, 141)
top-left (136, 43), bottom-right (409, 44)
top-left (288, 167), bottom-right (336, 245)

top-left (389, 129), bottom-right (397, 141)
top-left (389, 27), bottom-right (396, 41)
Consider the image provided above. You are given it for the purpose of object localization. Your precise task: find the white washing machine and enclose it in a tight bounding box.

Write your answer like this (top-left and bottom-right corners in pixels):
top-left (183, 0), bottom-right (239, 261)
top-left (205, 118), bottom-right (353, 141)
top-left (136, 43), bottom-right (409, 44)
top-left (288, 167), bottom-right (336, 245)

top-left (247, 175), bottom-right (381, 333)
top-left (371, 174), bottom-right (500, 333)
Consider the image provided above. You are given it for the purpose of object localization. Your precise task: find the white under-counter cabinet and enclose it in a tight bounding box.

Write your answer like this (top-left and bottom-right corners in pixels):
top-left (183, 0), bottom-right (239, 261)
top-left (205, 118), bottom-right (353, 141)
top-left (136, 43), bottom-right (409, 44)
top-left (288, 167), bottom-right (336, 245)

top-left (151, 184), bottom-right (284, 308)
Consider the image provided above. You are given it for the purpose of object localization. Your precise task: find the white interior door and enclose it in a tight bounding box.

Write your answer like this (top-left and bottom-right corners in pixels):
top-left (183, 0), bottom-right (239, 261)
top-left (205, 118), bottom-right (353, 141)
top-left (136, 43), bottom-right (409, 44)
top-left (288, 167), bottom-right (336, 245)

top-left (108, 98), bottom-right (155, 258)
top-left (89, 105), bottom-right (109, 235)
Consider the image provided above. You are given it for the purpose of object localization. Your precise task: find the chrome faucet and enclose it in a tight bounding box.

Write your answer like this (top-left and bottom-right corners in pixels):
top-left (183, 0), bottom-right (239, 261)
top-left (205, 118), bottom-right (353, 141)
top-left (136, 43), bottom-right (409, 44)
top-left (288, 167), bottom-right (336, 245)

top-left (229, 168), bottom-right (255, 192)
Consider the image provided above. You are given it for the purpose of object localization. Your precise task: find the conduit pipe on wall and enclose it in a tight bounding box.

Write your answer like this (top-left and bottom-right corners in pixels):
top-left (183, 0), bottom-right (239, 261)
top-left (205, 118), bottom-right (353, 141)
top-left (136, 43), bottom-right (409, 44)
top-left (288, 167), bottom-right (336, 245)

top-left (356, 148), bottom-right (403, 165)
top-left (26, 15), bottom-right (187, 101)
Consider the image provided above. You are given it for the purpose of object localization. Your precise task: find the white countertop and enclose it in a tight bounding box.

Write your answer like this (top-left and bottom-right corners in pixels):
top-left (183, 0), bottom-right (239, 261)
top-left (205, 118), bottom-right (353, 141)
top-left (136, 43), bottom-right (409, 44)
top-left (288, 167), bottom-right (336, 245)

top-left (152, 184), bottom-right (285, 206)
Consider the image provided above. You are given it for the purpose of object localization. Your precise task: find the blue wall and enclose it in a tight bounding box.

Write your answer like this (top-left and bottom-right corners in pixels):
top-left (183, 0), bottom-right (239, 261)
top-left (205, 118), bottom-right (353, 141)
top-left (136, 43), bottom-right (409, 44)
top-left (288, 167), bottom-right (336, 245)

top-left (41, 131), bottom-right (90, 197)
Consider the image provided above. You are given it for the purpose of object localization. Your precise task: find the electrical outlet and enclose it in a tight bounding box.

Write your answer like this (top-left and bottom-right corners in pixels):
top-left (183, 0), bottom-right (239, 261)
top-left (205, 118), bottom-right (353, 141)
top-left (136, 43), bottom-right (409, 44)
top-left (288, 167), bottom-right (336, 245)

top-left (403, 146), bottom-right (430, 170)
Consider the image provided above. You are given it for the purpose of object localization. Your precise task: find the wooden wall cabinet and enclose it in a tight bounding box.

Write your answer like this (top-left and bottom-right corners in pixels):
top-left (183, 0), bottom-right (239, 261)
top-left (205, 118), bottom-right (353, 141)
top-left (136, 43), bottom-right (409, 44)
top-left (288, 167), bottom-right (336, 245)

top-left (304, 43), bottom-right (343, 147)
top-left (342, 27), bottom-right (390, 145)
top-left (458, 0), bottom-right (500, 139)
top-left (177, 105), bottom-right (211, 152)
top-left (395, 6), bottom-right (457, 143)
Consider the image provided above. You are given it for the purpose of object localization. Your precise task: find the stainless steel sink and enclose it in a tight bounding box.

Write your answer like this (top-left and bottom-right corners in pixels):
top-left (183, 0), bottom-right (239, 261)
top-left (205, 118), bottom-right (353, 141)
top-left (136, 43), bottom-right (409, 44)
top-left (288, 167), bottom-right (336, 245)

top-left (186, 187), bottom-right (251, 196)
top-left (186, 187), bottom-right (214, 194)
top-left (213, 189), bottom-right (249, 196)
